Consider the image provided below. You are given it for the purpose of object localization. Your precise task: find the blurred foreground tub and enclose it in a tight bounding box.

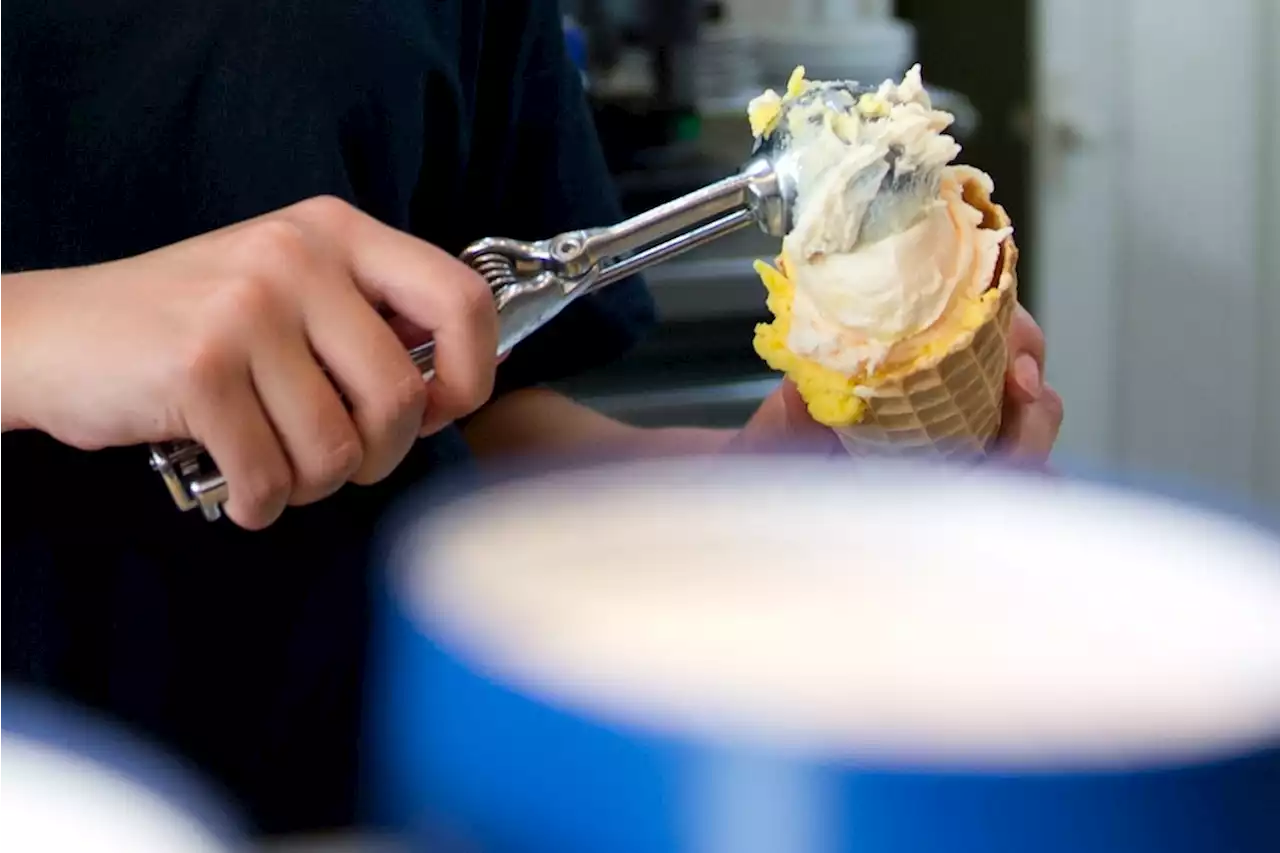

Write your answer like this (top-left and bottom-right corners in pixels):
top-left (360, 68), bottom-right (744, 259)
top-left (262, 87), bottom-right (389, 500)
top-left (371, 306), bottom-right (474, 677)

top-left (363, 458), bottom-right (1280, 853)
top-left (2, 687), bottom-right (243, 852)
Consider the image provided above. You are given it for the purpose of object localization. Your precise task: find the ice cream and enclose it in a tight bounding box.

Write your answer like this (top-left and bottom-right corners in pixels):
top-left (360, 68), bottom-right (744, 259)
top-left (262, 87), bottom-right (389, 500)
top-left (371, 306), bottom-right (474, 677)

top-left (749, 65), bottom-right (1018, 446)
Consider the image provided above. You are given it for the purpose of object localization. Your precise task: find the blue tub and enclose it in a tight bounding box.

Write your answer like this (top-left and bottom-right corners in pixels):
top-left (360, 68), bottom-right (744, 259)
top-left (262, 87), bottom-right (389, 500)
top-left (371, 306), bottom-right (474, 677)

top-left (363, 457), bottom-right (1280, 853)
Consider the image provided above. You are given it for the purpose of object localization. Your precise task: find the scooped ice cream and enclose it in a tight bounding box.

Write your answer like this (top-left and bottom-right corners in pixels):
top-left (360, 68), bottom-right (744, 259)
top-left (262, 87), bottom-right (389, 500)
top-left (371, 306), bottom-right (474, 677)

top-left (750, 66), bottom-right (1017, 431)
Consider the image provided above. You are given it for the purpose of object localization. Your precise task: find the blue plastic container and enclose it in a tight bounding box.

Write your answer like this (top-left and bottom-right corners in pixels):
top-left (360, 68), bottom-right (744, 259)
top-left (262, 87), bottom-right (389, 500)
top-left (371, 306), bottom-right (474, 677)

top-left (364, 457), bottom-right (1280, 853)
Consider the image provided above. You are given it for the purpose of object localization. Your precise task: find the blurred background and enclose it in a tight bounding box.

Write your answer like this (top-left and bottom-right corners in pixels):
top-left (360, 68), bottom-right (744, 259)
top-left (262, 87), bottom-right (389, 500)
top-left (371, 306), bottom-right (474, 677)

top-left (554, 0), bottom-right (1280, 512)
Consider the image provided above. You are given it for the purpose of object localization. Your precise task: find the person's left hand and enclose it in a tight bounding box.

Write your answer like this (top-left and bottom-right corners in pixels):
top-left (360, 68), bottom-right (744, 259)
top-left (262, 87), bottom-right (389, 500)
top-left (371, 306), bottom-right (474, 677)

top-left (996, 304), bottom-right (1064, 461)
top-left (732, 302), bottom-right (1063, 462)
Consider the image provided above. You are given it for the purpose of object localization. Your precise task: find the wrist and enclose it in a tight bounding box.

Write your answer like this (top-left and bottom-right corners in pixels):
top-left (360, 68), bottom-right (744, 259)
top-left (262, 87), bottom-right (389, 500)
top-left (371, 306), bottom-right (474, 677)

top-left (635, 425), bottom-right (735, 457)
top-left (463, 387), bottom-right (738, 461)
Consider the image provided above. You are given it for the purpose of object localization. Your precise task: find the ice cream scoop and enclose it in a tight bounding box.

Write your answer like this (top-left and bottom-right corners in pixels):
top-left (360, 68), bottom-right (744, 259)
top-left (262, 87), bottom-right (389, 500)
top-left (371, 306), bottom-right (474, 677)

top-left (752, 79), bottom-right (940, 240)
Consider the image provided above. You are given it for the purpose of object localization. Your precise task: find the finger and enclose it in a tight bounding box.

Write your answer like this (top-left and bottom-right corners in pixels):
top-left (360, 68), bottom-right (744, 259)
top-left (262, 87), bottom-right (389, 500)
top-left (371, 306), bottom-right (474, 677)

top-left (184, 366), bottom-right (292, 531)
top-left (303, 280), bottom-right (427, 485)
top-left (385, 313), bottom-right (510, 368)
top-left (997, 386), bottom-right (1063, 462)
top-left (1009, 303), bottom-right (1046, 366)
top-left (385, 314), bottom-right (432, 349)
top-left (1005, 352), bottom-right (1042, 406)
top-left (1005, 304), bottom-right (1046, 403)
top-left (732, 380), bottom-right (842, 455)
top-left (291, 198), bottom-right (499, 432)
top-left (248, 315), bottom-right (364, 505)
top-left (779, 381), bottom-right (842, 452)
top-left (729, 386), bottom-right (787, 453)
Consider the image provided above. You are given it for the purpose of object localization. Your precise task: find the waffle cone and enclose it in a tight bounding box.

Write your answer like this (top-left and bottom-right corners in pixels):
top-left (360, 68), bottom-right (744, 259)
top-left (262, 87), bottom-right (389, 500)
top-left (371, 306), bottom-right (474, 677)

top-left (835, 196), bottom-right (1018, 459)
top-left (834, 269), bottom-right (1016, 460)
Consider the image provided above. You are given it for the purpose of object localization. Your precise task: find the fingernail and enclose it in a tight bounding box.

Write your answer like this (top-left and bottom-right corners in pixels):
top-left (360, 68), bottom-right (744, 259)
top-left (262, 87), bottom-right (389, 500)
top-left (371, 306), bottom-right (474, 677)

top-left (1014, 354), bottom-right (1042, 398)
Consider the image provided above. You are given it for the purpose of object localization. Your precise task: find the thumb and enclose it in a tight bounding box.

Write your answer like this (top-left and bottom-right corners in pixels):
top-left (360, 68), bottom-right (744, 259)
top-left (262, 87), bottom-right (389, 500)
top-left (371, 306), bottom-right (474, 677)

top-left (729, 380), bottom-right (841, 454)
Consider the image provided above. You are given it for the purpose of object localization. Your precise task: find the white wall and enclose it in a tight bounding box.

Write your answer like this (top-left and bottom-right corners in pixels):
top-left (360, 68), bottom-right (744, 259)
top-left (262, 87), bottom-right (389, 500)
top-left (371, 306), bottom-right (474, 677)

top-left (721, 0), bottom-right (784, 27)
top-left (1260, 0), bottom-right (1280, 508)
top-left (1033, 0), bottom-right (1126, 469)
top-left (1118, 0), bottom-right (1264, 495)
top-left (1036, 0), bottom-right (1279, 509)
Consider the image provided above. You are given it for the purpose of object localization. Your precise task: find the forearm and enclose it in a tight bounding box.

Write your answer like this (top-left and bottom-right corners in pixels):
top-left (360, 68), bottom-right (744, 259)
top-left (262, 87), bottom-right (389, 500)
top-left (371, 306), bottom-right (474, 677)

top-left (462, 387), bottom-right (733, 461)
top-left (2, 270), bottom-right (55, 433)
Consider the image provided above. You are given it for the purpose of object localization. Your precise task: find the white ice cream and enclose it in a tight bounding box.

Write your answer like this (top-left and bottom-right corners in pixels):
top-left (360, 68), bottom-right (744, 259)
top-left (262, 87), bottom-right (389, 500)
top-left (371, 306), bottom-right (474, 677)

top-left (762, 66), bottom-right (1011, 375)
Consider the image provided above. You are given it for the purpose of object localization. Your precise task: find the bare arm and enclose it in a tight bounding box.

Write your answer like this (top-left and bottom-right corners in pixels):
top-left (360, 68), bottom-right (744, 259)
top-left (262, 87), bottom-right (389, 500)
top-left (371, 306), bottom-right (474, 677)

top-left (462, 386), bottom-right (733, 460)
top-left (2, 270), bottom-right (47, 432)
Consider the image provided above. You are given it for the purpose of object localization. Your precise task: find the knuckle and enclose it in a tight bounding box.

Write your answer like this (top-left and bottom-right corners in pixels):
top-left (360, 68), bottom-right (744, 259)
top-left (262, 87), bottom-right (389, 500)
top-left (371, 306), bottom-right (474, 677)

top-left (236, 469), bottom-right (291, 529)
top-left (298, 430), bottom-right (363, 492)
top-left (219, 272), bottom-right (282, 319)
top-left (182, 274), bottom-right (292, 400)
top-left (436, 386), bottom-right (488, 423)
top-left (392, 369), bottom-right (430, 418)
top-left (436, 365), bottom-right (492, 418)
top-left (237, 218), bottom-right (311, 270)
top-left (296, 195), bottom-right (354, 230)
top-left (190, 276), bottom-right (284, 361)
top-left (350, 371), bottom-right (429, 485)
top-left (453, 270), bottom-right (498, 328)
top-left (367, 370), bottom-right (428, 441)
top-left (181, 327), bottom-right (242, 398)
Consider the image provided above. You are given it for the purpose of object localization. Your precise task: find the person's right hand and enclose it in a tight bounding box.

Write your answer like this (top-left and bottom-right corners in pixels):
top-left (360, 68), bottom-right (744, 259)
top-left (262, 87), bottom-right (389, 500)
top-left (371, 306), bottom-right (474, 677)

top-left (1, 196), bottom-right (499, 529)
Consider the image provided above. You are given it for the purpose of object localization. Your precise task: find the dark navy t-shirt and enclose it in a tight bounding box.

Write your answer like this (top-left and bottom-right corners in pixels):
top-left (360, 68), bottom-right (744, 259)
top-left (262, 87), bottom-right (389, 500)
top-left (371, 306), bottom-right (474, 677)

top-left (2, 0), bottom-right (655, 834)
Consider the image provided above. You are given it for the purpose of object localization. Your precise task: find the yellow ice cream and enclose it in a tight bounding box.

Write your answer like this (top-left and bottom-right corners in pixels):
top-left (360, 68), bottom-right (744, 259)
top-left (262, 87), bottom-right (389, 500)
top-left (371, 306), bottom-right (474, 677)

top-left (750, 66), bottom-right (1013, 427)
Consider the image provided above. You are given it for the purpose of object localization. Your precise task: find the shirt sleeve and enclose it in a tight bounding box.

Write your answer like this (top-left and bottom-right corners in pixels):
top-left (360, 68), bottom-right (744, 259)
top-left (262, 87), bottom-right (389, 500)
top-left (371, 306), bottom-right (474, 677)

top-left (461, 0), bottom-right (657, 399)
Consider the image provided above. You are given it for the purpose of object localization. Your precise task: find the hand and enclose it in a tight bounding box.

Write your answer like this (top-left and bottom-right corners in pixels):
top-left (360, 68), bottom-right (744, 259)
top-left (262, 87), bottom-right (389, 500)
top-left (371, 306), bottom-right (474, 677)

top-left (731, 302), bottom-right (1063, 462)
top-left (996, 304), bottom-right (1064, 461)
top-left (2, 196), bottom-right (499, 528)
